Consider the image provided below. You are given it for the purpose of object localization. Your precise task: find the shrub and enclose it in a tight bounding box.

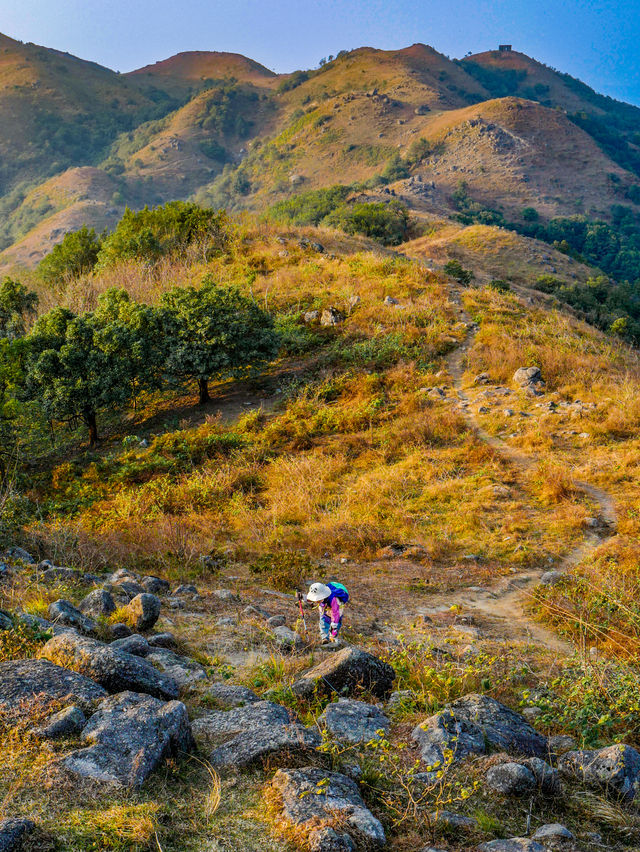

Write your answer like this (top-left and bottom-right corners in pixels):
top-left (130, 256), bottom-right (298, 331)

top-left (38, 225), bottom-right (101, 285)
top-left (443, 259), bottom-right (474, 284)
top-left (324, 200), bottom-right (409, 245)
top-left (248, 550), bottom-right (316, 592)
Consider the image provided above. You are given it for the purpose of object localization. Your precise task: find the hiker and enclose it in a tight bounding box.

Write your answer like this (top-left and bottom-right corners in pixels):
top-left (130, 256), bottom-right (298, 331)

top-left (306, 581), bottom-right (349, 644)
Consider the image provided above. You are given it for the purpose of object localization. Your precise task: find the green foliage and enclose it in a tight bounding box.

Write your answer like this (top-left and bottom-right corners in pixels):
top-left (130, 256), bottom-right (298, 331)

top-left (443, 259), bottom-right (474, 285)
top-left (324, 200), bottom-right (409, 246)
top-left (198, 140), bottom-right (228, 162)
top-left (276, 70), bottom-right (309, 94)
top-left (96, 201), bottom-right (228, 267)
top-left (0, 278), bottom-right (38, 340)
top-left (269, 185), bottom-right (351, 226)
top-left (522, 206), bottom-right (539, 222)
top-left (38, 226), bottom-right (101, 285)
top-left (486, 279), bottom-right (510, 292)
top-left (459, 60), bottom-right (528, 98)
top-left (160, 277), bottom-right (279, 403)
top-left (381, 152), bottom-right (409, 182)
top-left (405, 137), bottom-right (432, 167)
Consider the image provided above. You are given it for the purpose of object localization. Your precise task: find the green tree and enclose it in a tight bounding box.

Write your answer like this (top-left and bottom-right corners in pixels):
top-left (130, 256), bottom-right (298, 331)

top-left (23, 294), bottom-right (164, 446)
top-left (38, 226), bottom-right (101, 285)
top-left (0, 278), bottom-right (38, 340)
top-left (324, 200), bottom-right (409, 245)
top-left (161, 278), bottom-right (279, 404)
top-left (443, 259), bottom-right (474, 285)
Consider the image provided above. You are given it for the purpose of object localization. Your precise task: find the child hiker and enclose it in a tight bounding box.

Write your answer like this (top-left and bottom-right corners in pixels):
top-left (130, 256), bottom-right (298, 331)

top-left (306, 581), bottom-right (349, 644)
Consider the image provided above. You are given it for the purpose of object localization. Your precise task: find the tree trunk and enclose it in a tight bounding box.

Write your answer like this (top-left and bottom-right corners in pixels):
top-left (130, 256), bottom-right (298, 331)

top-left (198, 378), bottom-right (210, 405)
top-left (86, 411), bottom-right (99, 448)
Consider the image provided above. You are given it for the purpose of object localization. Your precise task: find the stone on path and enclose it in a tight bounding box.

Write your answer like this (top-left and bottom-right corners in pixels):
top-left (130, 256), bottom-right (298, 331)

top-left (290, 647), bottom-right (395, 700)
top-left (63, 691), bottom-right (193, 788)
top-left (42, 632), bottom-right (178, 700)
top-left (0, 659), bottom-right (106, 717)
top-left (271, 767), bottom-right (385, 849)
top-left (272, 625), bottom-right (305, 652)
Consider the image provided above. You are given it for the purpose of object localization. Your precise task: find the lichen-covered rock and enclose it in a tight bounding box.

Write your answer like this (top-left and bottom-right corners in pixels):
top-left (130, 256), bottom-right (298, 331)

top-left (48, 599), bottom-right (97, 634)
top-left (141, 576), bottom-right (170, 595)
top-left (309, 827), bottom-right (355, 852)
top-left (319, 698), bottom-right (390, 745)
top-left (272, 625), bottom-right (304, 652)
top-left (0, 659), bottom-right (106, 716)
top-left (412, 694), bottom-right (548, 767)
top-left (63, 691), bottom-right (194, 788)
top-left (41, 632), bottom-right (178, 700)
top-left (147, 632), bottom-right (176, 648)
top-left (513, 366), bottom-right (543, 387)
top-left (522, 757), bottom-right (560, 794)
top-left (125, 593), bottom-right (161, 632)
top-left (33, 704), bottom-right (86, 739)
top-left (146, 648), bottom-right (207, 687)
top-left (486, 762), bottom-right (536, 796)
top-left (558, 743), bottom-right (640, 801)
top-left (532, 824), bottom-right (573, 841)
top-left (271, 767), bottom-right (385, 848)
top-left (110, 634), bottom-right (150, 656)
top-left (291, 647), bottom-right (395, 699)
top-left (320, 307), bottom-right (345, 326)
top-left (0, 817), bottom-right (35, 851)
top-left (430, 810), bottom-right (478, 830)
top-left (79, 589), bottom-right (116, 618)
top-left (477, 842), bottom-right (545, 852)
top-left (204, 683), bottom-right (260, 708)
top-left (193, 700), bottom-right (320, 768)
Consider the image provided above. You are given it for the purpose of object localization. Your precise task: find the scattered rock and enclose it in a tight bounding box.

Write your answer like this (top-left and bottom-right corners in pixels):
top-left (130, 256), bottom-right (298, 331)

top-left (478, 841), bottom-right (545, 852)
top-left (48, 599), bottom-right (97, 635)
top-left (266, 615), bottom-right (286, 628)
top-left (430, 810), bottom-right (478, 830)
top-left (474, 373), bottom-right (490, 385)
top-left (0, 610), bottom-right (12, 630)
top-left (193, 700), bottom-right (319, 768)
top-left (271, 767), bottom-right (385, 848)
top-left (112, 580), bottom-right (145, 600)
top-left (384, 295), bottom-right (399, 305)
top-left (110, 634), bottom-right (150, 656)
top-left (0, 659), bottom-right (106, 716)
top-left (290, 647), bottom-right (395, 700)
top-left (539, 571), bottom-right (563, 587)
top-left (548, 734), bottom-right (576, 754)
top-left (0, 818), bottom-right (35, 851)
top-left (559, 743), bottom-right (640, 801)
top-left (319, 698), bottom-right (390, 745)
top-left (125, 593), bottom-right (161, 632)
top-left (147, 632), bottom-right (176, 648)
top-left (273, 625), bottom-right (305, 652)
top-left (34, 704), bottom-right (86, 739)
top-left (64, 690), bottom-right (194, 788)
top-left (213, 588), bottom-right (238, 603)
top-left (304, 310), bottom-right (320, 324)
top-left (79, 589), bottom-right (116, 618)
top-left (6, 546), bottom-right (34, 563)
top-left (513, 366), bottom-right (544, 388)
top-left (309, 827), bottom-right (355, 852)
top-left (321, 307), bottom-right (345, 326)
top-left (141, 576), bottom-right (170, 595)
top-left (486, 762), bottom-right (536, 796)
top-left (532, 824), bottom-right (573, 842)
top-left (412, 694), bottom-right (548, 767)
top-left (522, 707), bottom-right (542, 722)
top-left (42, 632), bottom-right (179, 700)
top-left (146, 648), bottom-right (207, 687)
top-left (109, 623), bottom-right (132, 640)
top-left (172, 584), bottom-right (198, 597)
top-left (522, 757), bottom-right (560, 794)
top-left (204, 683), bottom-right (260, 708)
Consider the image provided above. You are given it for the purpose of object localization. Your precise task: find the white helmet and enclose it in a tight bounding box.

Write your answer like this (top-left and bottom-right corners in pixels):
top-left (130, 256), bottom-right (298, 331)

top-left (307, 582), bottom-right (331, 602)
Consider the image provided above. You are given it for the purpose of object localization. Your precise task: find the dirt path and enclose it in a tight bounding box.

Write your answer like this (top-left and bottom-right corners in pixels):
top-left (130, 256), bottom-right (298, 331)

top-left (438, 291), bottom-right (617, 655)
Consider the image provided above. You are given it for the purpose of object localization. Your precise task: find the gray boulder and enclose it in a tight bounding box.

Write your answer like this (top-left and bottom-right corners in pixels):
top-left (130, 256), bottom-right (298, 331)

top-left (0, 659), bottom-right (106, 716)
top-left (532, 824), bottom-right (573, 842)
top-left (478, 842), bottom-right (545, 852)
top-left (147, 632), bottom-right (176, 648)
top-left (548, 734), bottom-right (576, 754)
top-left (146, 648), bottom-right (207, 687)
top-left (125, 593), bottom-right (161, 632)
top-left (321, 307), bottom-right (345, 326)
top-left (79, 589), bottom-right (116, 618)
top-left (141, 576), bottom-right (170, 595)
top-left (558, 743), bottom-right (640, 801)
top-left (291, 647), bottom-right (395, 699)
top-left (192, 700), bottom-right (320, 768)
top-left (42, 632), bottom-right (178, 700)
top-left (273, 625), bottom-right (305, 652)
top-left (172, 584), bottom-right (198, 597)
top-left (34, 705), bottom-right (86, 739)
top-left (266, 615), bottom-right (286, 628)
top-left (412, 694), bottom-right (548, 768)
top-left (513, 366), bottom-right (543, 388)
top-left (63, 691), bottom-right (194, 788)
top-left (48, 599), bottom-right (97, 634)
top-left (522, 757), bottom-right (560, 794)
top-left (6, 546), bottom-right (34, 563)
top-left (110, 634), bottom-right (150, 656)
top-left (109, 622), bottom-right (132, 639)
top-left (430, 810), bottom-right (477, 830)
top-left (309, 827), bottom-right (354, 851)
top-left (486, 762), bottom-right (536, 796)
top-left (205, 683), bottom-right (260, 708)
top-left (0, 610), bottom-right (12, 630)
top-left (0, 818), bottom-right (35, 851)
top-left (213, 588), bottom-right (237, 602)
top-left (319, 698), bottom-right (390, 745)
top-left (271, 767), bottom-right (385, 848)
top-left (539, 571), bottom-right (563, 587)
top-left (112, 580), bottom-right (145, 600)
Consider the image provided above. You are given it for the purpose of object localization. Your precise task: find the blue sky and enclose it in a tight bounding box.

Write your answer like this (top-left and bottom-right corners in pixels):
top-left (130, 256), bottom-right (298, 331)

top-left (1, 0), bottom-right (638, 104)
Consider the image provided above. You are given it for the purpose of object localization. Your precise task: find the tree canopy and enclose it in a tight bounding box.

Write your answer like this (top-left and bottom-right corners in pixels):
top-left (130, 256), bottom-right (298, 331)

top-left (38, 226), bottom-right (102, 285)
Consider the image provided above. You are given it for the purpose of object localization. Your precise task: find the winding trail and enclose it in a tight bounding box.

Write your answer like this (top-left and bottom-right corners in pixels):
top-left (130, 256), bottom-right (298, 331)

top-left (437, 291), bottom-right (617, 654)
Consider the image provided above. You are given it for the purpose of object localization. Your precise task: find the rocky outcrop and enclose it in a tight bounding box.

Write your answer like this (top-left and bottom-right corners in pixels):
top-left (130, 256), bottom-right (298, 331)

top-left (48, 599), bottom-right (97, 634)
top-left (63, 691), bottom-right (194, 788)
top-left (271, 767), bottom-right (385, 849)
top-left (0, 659), bottom-right (106, 716)
top-left (192, 700), bottom-right (320, 768)
top-left (33, 705), bottom-right (86, 739)
top-left (319, 698), bottom-right (390, 745)
top-left (41, 632), bottom-right (179, 700)
top-left (204, 683), bottom-right (260, 708)
top-left (290, 647), bottom-right (395, 699)
top-left (78, 589), bottom-right (116, 618)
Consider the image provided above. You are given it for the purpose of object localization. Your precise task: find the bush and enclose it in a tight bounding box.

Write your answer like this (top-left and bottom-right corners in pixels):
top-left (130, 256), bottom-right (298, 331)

top-left (38, 226), bottom-right (101, 285)
top-left (269, 185), bottom-right (351, 226)
top-left (324, 200), bottom-right (409, 245)
top-left (248, 550), bottom-right (316, 592)
top-left (443, 259), bottom-right (474, 284)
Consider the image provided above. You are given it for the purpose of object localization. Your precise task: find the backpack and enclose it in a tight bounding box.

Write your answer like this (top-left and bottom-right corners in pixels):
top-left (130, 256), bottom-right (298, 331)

top-left (327, 582), bottom-right (349, 604)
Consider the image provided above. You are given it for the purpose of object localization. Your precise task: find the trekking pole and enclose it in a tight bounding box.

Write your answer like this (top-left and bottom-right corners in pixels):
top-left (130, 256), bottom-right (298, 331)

top-left (297, 591), bottom-right (309, 640)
